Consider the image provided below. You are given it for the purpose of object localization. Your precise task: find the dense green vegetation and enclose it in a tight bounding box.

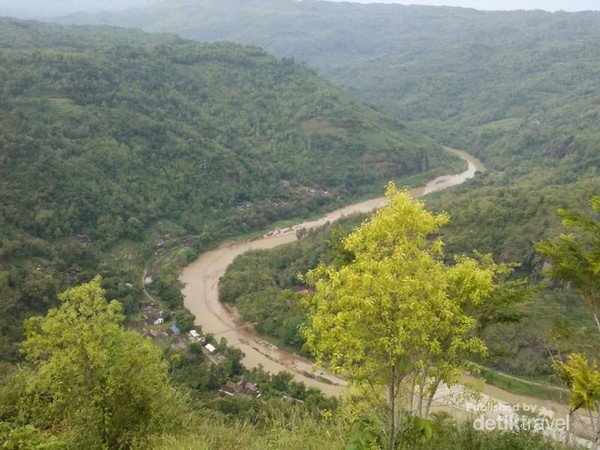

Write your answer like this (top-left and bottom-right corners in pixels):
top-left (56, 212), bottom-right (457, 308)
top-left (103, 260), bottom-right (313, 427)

top-left (0, 8), bottom-right (597, 447)
top-left (537, 197), bottom-right (600, 443)
top-left (0, 17), bottom-right (458, 361)
top-left (60, 0), bottom-right (600, 262)
top-left (301, 186), bottom-right (518, 449)
top-left (78, 0), bottom-right (598, 383)
top-left (9, 277), bottom-right (184, 448)
top-left (0, 243), bottom-right (570, 449)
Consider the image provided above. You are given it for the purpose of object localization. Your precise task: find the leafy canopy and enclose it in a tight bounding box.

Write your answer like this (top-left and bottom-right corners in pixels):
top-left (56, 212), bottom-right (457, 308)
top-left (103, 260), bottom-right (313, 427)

top-left (302, 184), bottom-right (504, 384)
top-left (537, 197), bottom-right (600, 442)
top-left (18, 276), bottom-right (182, 448)
top-left (301, 184), bottom-right (512, 447)
top-left (537, 197), bottom-right (600, 329)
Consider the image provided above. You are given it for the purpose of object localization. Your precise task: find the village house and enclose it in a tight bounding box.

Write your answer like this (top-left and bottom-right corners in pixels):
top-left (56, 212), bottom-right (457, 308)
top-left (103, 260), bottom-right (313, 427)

top-left (188, 329), bottom-right (201, 341)
top-left (204, 343), bottom-right (217, 354)
top-left (218, 380), bottom-right (261, 398)
top-left (202, 343), bottom-right (227, 364)
top-left (149, 329), bottom-right (168, 339)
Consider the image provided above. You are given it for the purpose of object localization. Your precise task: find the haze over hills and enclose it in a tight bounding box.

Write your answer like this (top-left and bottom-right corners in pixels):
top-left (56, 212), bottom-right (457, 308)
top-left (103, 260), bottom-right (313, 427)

top-left (1, 0), bottom-right (599, 17)
top-left (328, 0), bottom-right (599, 12)
top-left (53, 0), bottom-right (600, 154)
top-left (0, 0), bottom-right (155, 19)
top-left (54, 0), bottom-right (600, 262)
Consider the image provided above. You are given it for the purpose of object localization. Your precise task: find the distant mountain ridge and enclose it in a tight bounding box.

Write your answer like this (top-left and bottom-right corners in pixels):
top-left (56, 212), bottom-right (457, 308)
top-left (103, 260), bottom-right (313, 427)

top-left (52, 1), bottom-right (600, 169)
top-left (0, 16), bottom-right (182, 48)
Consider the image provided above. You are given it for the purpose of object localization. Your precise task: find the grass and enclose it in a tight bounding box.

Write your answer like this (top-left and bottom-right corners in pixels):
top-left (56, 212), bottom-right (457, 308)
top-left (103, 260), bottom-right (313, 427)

top-left (107, 241), bottom-right (145, 273)
top-left (136, 408), bottom-right (347, 450)
top-left (479, 366), bottom-right (569, 403)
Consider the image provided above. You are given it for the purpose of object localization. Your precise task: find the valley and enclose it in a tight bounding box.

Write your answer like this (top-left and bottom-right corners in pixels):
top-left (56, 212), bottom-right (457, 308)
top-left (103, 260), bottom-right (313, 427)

top-left (0, 4), bottom-right (599, 448)
top-left (181, 146), bottom-right (593, 444)
top-left (181, 146), bottom-right (483, 393)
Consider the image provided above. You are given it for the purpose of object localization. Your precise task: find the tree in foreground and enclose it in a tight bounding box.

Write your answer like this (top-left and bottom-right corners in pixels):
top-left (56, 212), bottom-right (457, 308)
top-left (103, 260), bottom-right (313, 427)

top-left (537, 196), bottom-right (600, 445)
top-left (2, 276), bottom-right (187, 448)
top-left (536, 197), bottom-right (600, 334)
top-left (302, 184), bottom-right (515, 449)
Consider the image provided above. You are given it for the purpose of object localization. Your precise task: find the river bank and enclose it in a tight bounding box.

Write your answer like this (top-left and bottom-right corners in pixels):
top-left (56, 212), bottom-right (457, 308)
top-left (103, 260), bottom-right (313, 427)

top-left (180, 147), bottom-right (483, 395)
top-left (180, 146), bottom-right (591, 443)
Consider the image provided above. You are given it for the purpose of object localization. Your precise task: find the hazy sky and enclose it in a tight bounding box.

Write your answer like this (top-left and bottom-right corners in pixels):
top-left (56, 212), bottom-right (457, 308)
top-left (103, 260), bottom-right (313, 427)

top-left (0, 0), bottom-right (153, 18)
top-left (330, 1), bottom-right (599, 12)
top-left (0, 0), bottom-right (598, 18)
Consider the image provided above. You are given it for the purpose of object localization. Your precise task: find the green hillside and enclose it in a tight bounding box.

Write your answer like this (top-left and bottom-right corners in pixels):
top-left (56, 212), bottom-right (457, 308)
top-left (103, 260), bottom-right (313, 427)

top-left (58, 0), bottom-right (600, 262)
top-left (0, 14), bottom-right (594, 450)
top-left (0, 17), bottom-right (456, 360)
top-left (0, 16), bottom-right (182, 48)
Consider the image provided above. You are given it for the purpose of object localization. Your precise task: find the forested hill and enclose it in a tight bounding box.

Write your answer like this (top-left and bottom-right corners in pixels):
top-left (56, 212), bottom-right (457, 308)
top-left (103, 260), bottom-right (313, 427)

top-left (0, 16), bottom-right (182, 48)
top-left (54, 0), bottom-right (600, 163)
top-left (0, 18), bottom-right (454, 360)
top-left (57, 1), bottom-right (600, 262)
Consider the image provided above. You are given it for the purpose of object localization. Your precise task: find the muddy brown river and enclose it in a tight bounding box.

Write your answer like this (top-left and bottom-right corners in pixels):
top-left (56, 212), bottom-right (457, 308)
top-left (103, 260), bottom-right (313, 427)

top-left (180, 147), bottom-right (485, 395)
top-left (180, 147), bottom-right (592, 444)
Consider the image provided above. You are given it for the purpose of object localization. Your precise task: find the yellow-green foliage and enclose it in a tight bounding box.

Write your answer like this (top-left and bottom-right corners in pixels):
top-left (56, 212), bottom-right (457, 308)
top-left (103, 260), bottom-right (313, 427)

top-left (302, 184), bottom-right (513, 448)
top-left (6, 277), bottom-right (189, 449)
top-left (554, 354), bottom-right (600, 414)
top-left (0, 277), bottom-right (569, 450)
top-left (303, 185), bottom-right (506, 385)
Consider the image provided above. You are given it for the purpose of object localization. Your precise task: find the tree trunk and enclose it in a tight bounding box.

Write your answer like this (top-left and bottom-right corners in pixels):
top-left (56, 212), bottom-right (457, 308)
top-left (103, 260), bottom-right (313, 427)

top-left (424, 378), bottom-right (441, 418)
top-left (593, 312), bottom-right (600, 336)
top-left (389, 378), bottom-right (396, 450)
top-left (592, 409), bottom-right (600, 446)
top-left (409, 372), bottom-right (417, 413)
top-left (416, 364), bottom-right (431, 417)
top-left (565, 410), bottom-right (574, 446)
